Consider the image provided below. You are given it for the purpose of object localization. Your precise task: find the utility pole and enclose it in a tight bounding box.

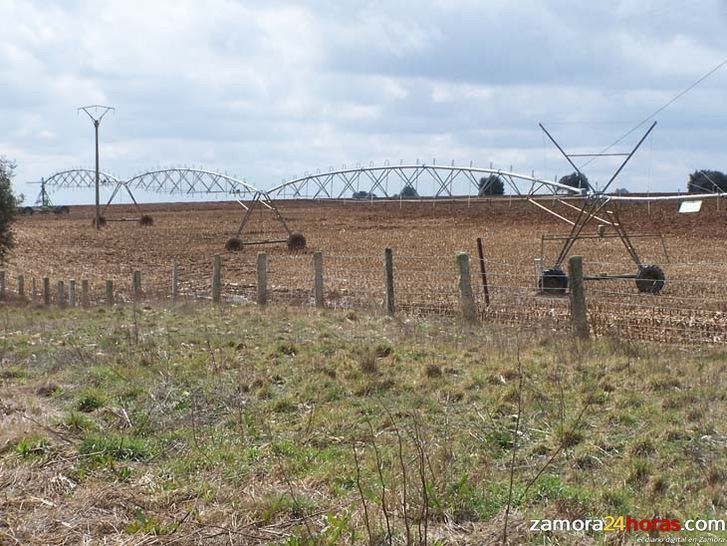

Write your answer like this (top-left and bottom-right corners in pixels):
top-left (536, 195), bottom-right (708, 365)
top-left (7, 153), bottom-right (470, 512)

top-left (78, 105), bottom-right (114, 230)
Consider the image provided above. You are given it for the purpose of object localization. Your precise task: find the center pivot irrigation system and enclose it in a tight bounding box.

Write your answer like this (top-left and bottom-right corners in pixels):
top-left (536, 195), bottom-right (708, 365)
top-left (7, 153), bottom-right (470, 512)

top-left (38, 167), bottom-right (308, 250)
top-left (535, 121), bottom-right (667, 294)
top-left (37, 121), bottom-right (723, 299)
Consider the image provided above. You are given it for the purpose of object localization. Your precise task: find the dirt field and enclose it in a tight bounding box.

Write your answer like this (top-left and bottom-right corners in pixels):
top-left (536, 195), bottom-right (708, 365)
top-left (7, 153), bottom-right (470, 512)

top-left (7, 197), bottom-right (727, 343)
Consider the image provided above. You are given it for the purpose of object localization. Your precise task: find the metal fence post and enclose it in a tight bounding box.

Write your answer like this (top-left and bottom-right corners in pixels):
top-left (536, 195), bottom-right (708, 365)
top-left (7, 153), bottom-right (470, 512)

top-left (106, 280), bottom-right (114, 306)
top-left (81, 280), bottom-right (89, 308)
top-left (456, 252), bottom-right (476, 323)
top-left (313, 251), bottom-right (324, 308)
top-left (132, 271), bottom-right (142, 302)
top-left (384, 248), bottom-right (395, 315)
top-left (256, 252), bottom-right (268, 306)
top-left (172, 262), bottom-right (179, 303)
top-left (212, 255), bottom-right (221, 304)
top-left (43, 277), bottom-right (50, 306)
top-left (568, 255), bottom-right (589, 339)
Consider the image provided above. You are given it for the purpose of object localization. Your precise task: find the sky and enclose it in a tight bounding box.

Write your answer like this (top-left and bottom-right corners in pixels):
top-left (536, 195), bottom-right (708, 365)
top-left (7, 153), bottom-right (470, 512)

top-left (1, 0), bottom-right (726, 204)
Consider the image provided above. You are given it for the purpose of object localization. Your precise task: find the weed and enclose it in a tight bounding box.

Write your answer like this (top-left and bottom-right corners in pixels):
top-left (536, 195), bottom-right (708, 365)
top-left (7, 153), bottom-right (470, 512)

top-left (79, 433), bottom-right (154, 462)
top-left (75, 388), bottom-right (107, 412)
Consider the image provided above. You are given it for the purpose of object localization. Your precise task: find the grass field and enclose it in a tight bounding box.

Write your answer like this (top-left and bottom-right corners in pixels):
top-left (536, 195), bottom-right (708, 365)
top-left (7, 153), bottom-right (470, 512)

top-left (1, 302), bottom-right (725, 544)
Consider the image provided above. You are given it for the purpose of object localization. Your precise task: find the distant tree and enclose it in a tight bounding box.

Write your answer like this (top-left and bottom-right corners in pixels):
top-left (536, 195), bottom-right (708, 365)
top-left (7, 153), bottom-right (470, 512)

top-left (352, 190), bottom-right (376, 200)
top-left (0, 158), bottom-right (18, 261)
top-left (688, 170), bottom-right (727, 193)
top-left (478, 175), bottom-right (505, 196)
top-left (614, 188), bottom-right (629, 195)
top-left (558, 172), bottom-right (589, 192)
top-left (399, 185), bottom-right (418, 198)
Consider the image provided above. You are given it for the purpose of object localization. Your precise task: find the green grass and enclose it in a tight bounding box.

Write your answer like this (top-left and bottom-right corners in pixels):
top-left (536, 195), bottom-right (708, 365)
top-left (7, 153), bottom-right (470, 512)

top-left (0, 303), bottom-right (724, 544)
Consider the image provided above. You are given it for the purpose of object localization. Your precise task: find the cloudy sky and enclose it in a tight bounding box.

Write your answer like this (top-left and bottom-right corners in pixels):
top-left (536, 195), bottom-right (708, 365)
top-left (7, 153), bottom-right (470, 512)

top-left (2, 0), bottom-right (726, 204)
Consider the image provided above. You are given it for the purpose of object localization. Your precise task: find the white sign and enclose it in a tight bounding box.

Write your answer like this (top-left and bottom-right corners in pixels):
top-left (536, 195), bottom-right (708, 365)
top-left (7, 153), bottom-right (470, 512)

top-left (678, 200), bottom-right (702, 213)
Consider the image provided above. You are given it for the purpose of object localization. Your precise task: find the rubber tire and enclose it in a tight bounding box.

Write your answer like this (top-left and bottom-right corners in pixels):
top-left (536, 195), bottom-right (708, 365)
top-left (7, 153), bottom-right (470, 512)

top-left (287, 232), bottom-right (306, 251)
top-left (539, 267), bottom-right (568, 295)
top-left (225, 237), bottom-right (244, 252)
top-left (21, 207), bottom-right (34, 215)
top-left (636, 265), bottom-right (665, 294)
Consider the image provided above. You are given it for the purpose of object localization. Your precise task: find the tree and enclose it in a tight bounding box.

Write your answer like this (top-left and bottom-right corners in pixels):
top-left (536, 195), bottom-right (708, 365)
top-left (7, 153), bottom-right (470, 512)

top-left (688, 170), bottom-right (727, 193)
top-left (558, 172), bottom-right (589, 191)
top-left (478, 174), bottom-right (504, 196)
top-left (0, 158), bottom-right (18, 261)
top-left (399, 184), bottom-right (418, 198)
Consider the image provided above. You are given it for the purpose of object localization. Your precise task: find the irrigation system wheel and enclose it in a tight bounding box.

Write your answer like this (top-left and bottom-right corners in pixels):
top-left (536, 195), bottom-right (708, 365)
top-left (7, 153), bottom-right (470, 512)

top-left (20, 207), bottom-right (34, 215)
top-left (225, 237), bottom-right (244, 252)
top-left (287, 232), bottom-right (306, 251)
top-left (635, 264), bottom-right (665, 294)
top-left (539, 267), bottom-right (568, 295)
top-left (91, 216), bottom-right (107, 227)
top-left (139, 214), bottom-right (154, 226)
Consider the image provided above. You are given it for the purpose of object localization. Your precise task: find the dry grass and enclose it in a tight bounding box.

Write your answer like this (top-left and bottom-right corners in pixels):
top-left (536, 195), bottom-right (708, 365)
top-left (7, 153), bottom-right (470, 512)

top-left (0, 303), bottom-right (725, 544)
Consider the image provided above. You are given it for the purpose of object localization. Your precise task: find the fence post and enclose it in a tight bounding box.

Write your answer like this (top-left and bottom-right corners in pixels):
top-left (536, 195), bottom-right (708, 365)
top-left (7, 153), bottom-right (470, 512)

top-left (17, 275), bottom-right (25, 302)
top-left (456, 252), bottom-right (477, 322)
top-left (43, 277), bottom-right (51, 306)
top-left (476, 237), bottom-right (490, 306)
top-left (132, 271), bottom-right (142, 302)
top-left (69, 280), bottom-right (76, 307)
top-left (568, 255), bottom-right (589, 339)
top-left (313, 251), bottom-right (324, 308)
top-left (0, 270), bottom-right (5, 301)
top-left (57, 281), bottom-right (66, 307)
top-left (172, 262), bottom-right (179, 303)
top-left (384, 248), bottom-right (395, 315)
top-left (256, 252), bottom-right (268, 306)
top-left (31, 278), bottom-right (37, 304)
top-left (212, 255), bottom-right (221, 304)
top-left (81, 280), bottom-right (89, 308)
top-left (106, 280), bottom-right (114, 306)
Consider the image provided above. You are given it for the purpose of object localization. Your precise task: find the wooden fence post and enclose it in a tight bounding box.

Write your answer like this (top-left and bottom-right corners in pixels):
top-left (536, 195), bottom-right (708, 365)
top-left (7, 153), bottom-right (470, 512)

top-left (31, 278), bottom-right (37, 304)
top-left (384, 248), bottom-right (395, 315)
top-left (43, 277), bottom-right (50, 306)
top-left (106, 280), bottom-right (114, 306)
top-left (69, 280), bottom-right (76, 307)
top-left (17, 275), bottom-right (25, 302)
top-left (476, 237), bottom-right (490, 306)
top-left (313, 251), bottom-right (324, 308)
top-left (456, 252), bottom-right (476, 323)
top-left (568, 256), bottom-right (589, 339)
top-left (256, 252), bottom-right (268, 306)
top-left (212, 255), bottom-right (221, 304)
top-left (172, 262), bottom-right (179, 303)
top-left (57, 281), bottom-right (66, 307)
top-left (81, 280), bottom-right (89, 308)
top-left (132, 271), bottom-right (142, 302)
top-left (0, 270), bottom-right (5, 301)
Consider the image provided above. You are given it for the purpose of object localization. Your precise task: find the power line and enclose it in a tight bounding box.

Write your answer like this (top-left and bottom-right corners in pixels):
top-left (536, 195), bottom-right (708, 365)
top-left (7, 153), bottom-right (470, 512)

top-left (579, 58), bottom-right (727, 170)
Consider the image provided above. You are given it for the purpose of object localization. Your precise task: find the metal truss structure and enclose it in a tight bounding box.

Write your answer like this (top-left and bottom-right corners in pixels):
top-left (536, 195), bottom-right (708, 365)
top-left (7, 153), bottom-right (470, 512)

top-left (124, 168), bottom-right (258, 196)
top-left (268, 163), bottom-right (583, 199)
top-left (41, 168), bottom-right (121, 189)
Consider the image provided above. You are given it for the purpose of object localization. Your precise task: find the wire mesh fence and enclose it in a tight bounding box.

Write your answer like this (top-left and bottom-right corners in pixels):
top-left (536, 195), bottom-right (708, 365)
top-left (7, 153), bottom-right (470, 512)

top-left (1, 251), bottom-right (726, 346)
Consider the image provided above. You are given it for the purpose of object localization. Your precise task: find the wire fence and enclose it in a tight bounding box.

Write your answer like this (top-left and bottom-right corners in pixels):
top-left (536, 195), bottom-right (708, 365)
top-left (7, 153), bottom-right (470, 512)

top-left (1, 251), bottom-right (725, 346)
